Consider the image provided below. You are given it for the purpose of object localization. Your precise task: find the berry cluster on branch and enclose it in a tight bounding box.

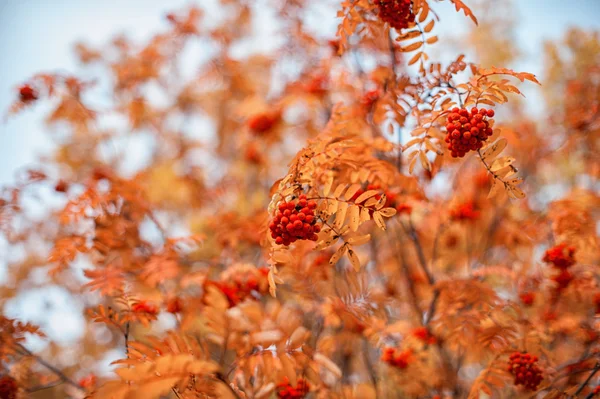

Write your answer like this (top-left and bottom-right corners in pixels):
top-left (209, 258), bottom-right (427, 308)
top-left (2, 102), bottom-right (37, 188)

top-left (507, 352), bottom-right (543, 391)
top-left (375, 0), bottom-right (416, 30)
top-left (269, 194), bottom-right (320, 246)
top-left (444, 107), bottom-right (495, 158)
top-left (381, 347), bottom-right (413, 369)
top-left (18, 84), bottom-right (38, 103)
top-left (276, 378), bottom-right (310, 399)
top-left (543, 243), bottom-right (576, 290)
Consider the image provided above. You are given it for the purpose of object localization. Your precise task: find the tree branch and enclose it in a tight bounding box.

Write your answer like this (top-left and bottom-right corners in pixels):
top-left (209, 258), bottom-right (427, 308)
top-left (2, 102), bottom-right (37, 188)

top-left (17, 344), bottom-right (84, 392)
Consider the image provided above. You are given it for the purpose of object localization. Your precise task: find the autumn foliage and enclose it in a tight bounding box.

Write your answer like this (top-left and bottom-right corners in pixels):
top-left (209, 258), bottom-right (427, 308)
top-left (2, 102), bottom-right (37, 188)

top-left (1, 1), bottom-right (599, 399)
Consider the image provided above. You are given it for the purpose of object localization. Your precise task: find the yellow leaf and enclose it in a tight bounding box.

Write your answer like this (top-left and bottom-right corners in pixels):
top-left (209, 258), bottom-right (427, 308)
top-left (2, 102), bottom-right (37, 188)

top-left (481, 138), bottom-right (507, 161)
top-left (345, 183), bottom-right (362, 201)
top-left (347, 205), bottom-right (360, 232)
top-left (423, 19), bottom-right (435, 33)
top-left (360, 207), bottom-right (371, 223)
top-left (347, 234), bottom-right (370, 246)
top-left (329, 244), bottom-right (348, 266)
top-left (408, 51), bottom-right (423, 66)
top-left (426, 36), bottom-right (438, 44)
top-left (399, 41), bottom-right (423, 52)
top-left (508, 185), bottom-right (526, 199)
top-left (419, 151), bottom-right (431, 171)
top-left (487, 179), bottom-right (501, 199)
top-left (373, 211), bottom-right (386, 230)
top-left (375, 194), bottom-right (387, 210)
top-left (354, 190), bottom-right (378, 204)
top-left (409, 156), bottom-right (418, 174)
top-left (333, 183), bottom-right (346, 199)
top-left (490, 156), bottom-right (515, 171)
top-left (334, 201), bottom-right (349, 229)
top-left (378, 207), bottom-right (397, 217)
top-left (347, 248), bottom-right (361, 272)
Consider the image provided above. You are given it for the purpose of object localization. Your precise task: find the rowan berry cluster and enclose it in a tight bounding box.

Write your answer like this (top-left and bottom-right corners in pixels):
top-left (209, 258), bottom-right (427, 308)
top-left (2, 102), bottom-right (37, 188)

top-left (212, 268), bottom-right (269, 307)
top-left (543, 243), bottom-right (576, 290)
top-left (54, 180), bottom-right (69, 193)
top-left (507, 352), bottom-right (543, 391)
top-left (450, 201), bottom-right (480, 221)
top-left (412, 327), bottom-right (437, 345)
top-left (396, 203), bottom-right (413, 215)
top-left (0, 375), bottom-right (17, 399)
top-left (79, 374), bottom-right (97, 389)
top-left (270, 194), bottom-right (320, 246)
top-left (594, 386), bottom-right (600, 396)
top-left (166, 296), bottom-right (184, 314)
top-left (247, 111), bottom-right (280, 134)
top-left (131, 301), bottom-right (159, 315)
top-left (543, 243), bottom-right (576, 269)
top-left (18, 84), bottom-right (38, 103)
top-left (444, 107), bottom-right (495, 158)
top-left (374, 0), bottom-right (415, 31)
top-left (303, 74), bottom-right (328, 96)
top-left (276, 378), bottom-right (310, 399)
top-left (519, 292), bottom-right (535, 306)
top-left (381, 347), bottom-right (413, 369)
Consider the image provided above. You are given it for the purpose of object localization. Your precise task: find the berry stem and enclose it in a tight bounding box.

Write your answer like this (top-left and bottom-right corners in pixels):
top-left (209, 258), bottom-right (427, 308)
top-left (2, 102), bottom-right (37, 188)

top-left (477, 148), bottom-right (510, 188)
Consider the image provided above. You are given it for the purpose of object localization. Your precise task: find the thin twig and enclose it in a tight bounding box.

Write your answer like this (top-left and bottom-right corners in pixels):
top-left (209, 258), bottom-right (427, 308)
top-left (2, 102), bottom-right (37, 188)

top-left (17, 344), bottom-right (84, 392)
top-left (124, 321), bottom-right (130, 358)
top-left (404, 220), bottom-right (434, 285)
top-left (574, 362), bottom-right (600, 397)
top-left (424, 289), bottom-right (440, 326)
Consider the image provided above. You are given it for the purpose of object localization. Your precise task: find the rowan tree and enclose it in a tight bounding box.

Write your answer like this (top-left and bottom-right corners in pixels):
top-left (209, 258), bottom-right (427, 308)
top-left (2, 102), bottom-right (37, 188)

top-left (1, 1), bottom-right (599, 398)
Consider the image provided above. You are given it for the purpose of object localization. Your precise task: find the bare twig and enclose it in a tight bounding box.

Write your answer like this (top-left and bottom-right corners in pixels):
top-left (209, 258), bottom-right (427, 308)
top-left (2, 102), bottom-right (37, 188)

top-left (17, 344), bottom-right (84, 392)
top-left (575, 362), bottom-right (600, 397)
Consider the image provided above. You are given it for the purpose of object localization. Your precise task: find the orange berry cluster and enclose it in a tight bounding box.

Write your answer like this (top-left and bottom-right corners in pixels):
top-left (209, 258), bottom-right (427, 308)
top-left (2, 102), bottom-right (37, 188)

top-left (543, 243), bottom-right (576, 269)
top-left (303, 74), bottom-right (328, 96)
top-left (375, 0), bottom-right (415, 31)
top-left (247, 111), bottom-right (280, 134)
top-left (19, 84), bottom-right (38, 103)
top-left (396, 203), bottom-right (413, 215)
top-left (508, 352), bottom-right (543, 391)
top-left (444, 107), bottom-right (495, 158)
top-left (276, 378), bottom-right (310, 399)
top-left (212, 268), bottom-right (269, 307)
top-left (543, 243), bottom-right (576, 290)
top-left (270, 195), bottom-right (320, 246)
top-left (519, 292), bottom-right (535, 306)
top-left (412, 327), bottom-right (437, 345)
top-left (79, 374), bottom-right (97, 389)
top-left (166, 297), bottom-right (184, 314)
top-left (0, 375), bottom-right (17, 399)
top-left (381, 347), bottom-right (413, 369)
top-left (450, 201), bottom-right (480, 221)
top-left (131, 301), bottom-right (159, 315)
